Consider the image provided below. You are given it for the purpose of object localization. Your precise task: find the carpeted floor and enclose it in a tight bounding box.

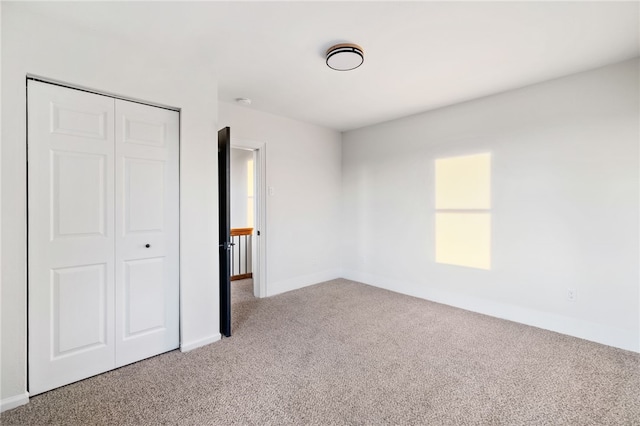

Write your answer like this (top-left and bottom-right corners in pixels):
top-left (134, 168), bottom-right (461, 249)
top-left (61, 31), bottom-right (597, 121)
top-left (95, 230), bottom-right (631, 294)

top-left (3, 278), bottom-right (639, 425)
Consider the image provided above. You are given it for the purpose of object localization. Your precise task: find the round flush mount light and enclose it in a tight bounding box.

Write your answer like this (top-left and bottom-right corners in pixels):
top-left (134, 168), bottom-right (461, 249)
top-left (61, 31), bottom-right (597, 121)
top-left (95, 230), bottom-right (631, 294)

top-left (235, 97), bottom-right (252, 105)
top-left (326, 43), bottom-right (364, 71)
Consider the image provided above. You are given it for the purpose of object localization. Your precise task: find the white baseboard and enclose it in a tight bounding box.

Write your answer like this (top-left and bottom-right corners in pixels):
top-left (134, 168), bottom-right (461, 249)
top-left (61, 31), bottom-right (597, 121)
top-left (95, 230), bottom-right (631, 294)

top-left (343, 270), bottom-right (639, 353)
top-left (268, 269), bottom-right (342, 297)
top-left (180, 333), bottom-right (221, 352)
top-left (1, 392), bottom-right (29, 413)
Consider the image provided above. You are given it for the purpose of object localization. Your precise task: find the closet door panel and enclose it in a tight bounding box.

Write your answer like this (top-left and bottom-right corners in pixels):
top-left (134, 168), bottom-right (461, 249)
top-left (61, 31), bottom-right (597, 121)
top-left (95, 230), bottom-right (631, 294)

top-left (28, 81), bottom-right (116, 395)
top-left (29, 82), bottom-right (180, 394)
top-left (114, 100), bottom-right (179, 367)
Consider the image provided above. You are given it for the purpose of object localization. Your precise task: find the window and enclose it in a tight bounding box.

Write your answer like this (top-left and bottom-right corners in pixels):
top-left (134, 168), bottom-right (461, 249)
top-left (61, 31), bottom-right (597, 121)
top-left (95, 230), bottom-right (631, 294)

top-left (435, 153), bottom-right (491, 270)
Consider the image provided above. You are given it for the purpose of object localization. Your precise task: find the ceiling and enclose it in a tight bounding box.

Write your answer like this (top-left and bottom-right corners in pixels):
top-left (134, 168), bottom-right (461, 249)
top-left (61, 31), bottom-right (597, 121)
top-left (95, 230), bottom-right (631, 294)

top-left (15, 1), bottom-right (640, 131)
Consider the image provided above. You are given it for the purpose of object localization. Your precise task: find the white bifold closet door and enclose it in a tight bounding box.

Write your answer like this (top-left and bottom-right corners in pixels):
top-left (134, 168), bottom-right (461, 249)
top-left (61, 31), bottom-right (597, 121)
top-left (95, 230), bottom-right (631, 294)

top-left (28, 80), bottom-right (179, 395)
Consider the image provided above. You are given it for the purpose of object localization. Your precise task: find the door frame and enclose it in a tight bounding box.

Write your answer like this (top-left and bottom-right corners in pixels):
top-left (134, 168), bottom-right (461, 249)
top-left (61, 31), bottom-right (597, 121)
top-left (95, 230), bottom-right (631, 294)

top-left (231, 138), bottom-right (267, 298)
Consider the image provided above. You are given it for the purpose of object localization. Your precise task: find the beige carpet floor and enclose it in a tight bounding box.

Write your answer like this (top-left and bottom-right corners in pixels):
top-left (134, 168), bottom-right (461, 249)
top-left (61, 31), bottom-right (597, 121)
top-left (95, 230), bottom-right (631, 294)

top-left (3, 278), bottom-right (639, 425)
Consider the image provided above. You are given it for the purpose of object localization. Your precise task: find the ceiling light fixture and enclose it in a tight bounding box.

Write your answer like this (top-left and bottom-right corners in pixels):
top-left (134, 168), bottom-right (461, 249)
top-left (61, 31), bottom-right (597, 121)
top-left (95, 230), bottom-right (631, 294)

top-left (235, 97), bottom-right (252, 105)
top-left (326, 43), bottom-right (364, 71)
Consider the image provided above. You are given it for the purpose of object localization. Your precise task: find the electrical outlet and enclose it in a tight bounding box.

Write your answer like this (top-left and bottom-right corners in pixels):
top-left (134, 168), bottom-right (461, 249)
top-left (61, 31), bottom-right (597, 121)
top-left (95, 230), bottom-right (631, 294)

top-left (567, 288), bottom-right (577, 302)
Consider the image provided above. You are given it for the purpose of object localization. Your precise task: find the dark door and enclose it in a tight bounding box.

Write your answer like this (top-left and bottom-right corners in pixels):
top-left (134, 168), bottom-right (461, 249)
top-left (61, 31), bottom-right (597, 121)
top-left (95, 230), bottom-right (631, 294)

top-left (218, 127), bottom-right (232, 337)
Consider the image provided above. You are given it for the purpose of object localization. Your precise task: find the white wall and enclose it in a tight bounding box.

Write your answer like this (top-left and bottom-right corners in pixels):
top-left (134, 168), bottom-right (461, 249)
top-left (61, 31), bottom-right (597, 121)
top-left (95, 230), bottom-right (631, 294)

top-left (219, 103), bottom-right (342, 296)
top-left (1, 4), bottom-right (220, 408)
top-left (231, 148), bottom-right (253, 228)
top-left (342, 59), bottom-right (640, 352)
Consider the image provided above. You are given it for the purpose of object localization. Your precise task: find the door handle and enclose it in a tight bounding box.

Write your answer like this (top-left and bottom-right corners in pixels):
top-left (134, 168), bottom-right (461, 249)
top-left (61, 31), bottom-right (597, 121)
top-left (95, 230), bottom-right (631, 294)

top-left (218, 242), bottom-right (236, 250)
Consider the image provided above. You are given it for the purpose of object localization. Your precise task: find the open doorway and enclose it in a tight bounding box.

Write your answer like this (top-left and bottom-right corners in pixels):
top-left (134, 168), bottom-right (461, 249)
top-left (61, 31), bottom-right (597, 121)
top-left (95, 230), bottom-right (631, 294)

top-left (219, 132), bottom-right (266, 337)
top-left (230, 147), bottom-right (256, 300)
top-left (228, 139), bottom-right (266, 334)
top-left (230, 139), bottom-right (266, 298)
